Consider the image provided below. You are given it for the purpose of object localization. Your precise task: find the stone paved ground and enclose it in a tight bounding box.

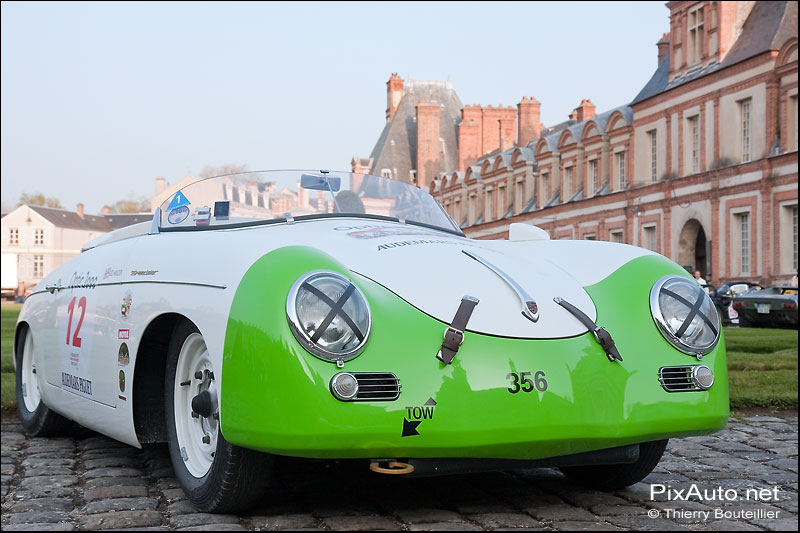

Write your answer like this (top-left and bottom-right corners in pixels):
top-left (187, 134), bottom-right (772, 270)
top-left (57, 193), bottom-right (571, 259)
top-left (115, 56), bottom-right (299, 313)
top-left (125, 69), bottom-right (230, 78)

top-left (1, 410), bottom-right (797, 531)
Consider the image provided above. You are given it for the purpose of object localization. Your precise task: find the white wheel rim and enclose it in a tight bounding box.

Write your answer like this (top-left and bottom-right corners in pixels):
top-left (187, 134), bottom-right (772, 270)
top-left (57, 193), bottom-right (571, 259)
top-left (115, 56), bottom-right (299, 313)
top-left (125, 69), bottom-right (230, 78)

top-left (173, 333), bottom-right (219, 478)
top-left (21, 329), bottom-right (41, 412)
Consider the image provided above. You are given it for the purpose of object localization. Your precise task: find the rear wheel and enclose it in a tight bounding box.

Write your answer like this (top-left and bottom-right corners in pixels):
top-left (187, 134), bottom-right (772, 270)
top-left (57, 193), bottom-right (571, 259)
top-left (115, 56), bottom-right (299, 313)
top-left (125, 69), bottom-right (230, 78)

top-left (559, 440), bottom-right (668, 490)
top-left (165, 319), bottom-right (273, 513)
top-left (15, 327), bottom-right (72, 437)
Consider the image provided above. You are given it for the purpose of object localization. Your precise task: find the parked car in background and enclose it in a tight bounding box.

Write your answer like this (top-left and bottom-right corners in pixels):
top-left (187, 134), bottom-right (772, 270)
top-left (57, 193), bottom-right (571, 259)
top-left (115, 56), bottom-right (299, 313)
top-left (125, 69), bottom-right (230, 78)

top-left (712, 281), bottom-right (763, 324)
top-left (732, 286), bottom-right (798, 328)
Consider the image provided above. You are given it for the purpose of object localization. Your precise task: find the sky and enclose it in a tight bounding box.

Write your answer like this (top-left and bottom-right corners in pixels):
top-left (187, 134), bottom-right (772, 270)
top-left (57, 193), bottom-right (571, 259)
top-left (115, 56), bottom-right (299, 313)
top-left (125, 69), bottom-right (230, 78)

top-left (1, 1), bottom-right (669, 215)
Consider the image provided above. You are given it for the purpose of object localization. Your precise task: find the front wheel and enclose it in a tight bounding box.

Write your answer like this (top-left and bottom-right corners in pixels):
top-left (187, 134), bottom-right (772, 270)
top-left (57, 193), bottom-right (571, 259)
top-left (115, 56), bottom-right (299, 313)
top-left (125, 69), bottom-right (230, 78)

top-left (15, 327), bottom-right (72, 437)
top-left (559, 440), bottom-right (668, 489)
top-left (165, 319), bottom-right (273, 513)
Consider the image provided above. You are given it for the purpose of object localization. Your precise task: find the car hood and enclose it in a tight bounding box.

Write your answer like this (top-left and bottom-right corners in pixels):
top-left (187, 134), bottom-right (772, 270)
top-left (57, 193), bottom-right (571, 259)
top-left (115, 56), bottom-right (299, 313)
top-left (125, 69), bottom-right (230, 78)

top-left (300, 220), bottom-right (654, 339)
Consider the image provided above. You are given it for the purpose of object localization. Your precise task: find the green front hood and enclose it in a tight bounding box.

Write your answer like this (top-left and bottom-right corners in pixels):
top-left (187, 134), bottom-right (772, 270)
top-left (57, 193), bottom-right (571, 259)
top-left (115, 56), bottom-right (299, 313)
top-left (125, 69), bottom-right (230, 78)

top-left (220, 246), bottom-right (728, 460)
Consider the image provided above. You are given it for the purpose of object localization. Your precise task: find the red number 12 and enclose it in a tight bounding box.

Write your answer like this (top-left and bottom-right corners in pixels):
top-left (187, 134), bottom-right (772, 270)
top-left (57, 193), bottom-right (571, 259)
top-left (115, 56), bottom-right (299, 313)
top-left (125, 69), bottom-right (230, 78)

top-left (66, 296), bottom-right (86, 348)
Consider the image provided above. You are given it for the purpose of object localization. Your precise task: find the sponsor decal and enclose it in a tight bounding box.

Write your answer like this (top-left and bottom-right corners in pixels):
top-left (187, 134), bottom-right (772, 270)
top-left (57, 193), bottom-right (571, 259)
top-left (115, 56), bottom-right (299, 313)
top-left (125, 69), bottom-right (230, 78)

top-left (333, 224), bottom-right (380, 231)
top-left (130, 270), bottom-right (158, 276)
top-left (166, 191), bottom-right (191, 211)
top-left (377, 239), bottom-right (454, 251)
top-left (118, 342), bottom-right (130, 366)
top-left (119, 370), bottom-right (126, 393)
top-left (118, 329), bottom-right (130, 340)
top-left (121, 291), bottom-right (132, 319)
top-left (402, 397), bottom-right (437, 437)
top-left (168, 205), bottom-right (190, 224)
top-left (62, 372), bottom-right (92, 396)
top-left (103, 267), bottom-right (123, 279)
top-left (67, 271), bottom-right (98, 290)
top-left (346, 226), bottom-right (440, 240)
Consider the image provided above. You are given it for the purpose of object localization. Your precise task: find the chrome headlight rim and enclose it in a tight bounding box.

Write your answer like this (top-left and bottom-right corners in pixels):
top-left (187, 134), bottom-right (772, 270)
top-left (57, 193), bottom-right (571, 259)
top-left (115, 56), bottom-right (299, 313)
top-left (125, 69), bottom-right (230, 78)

top-left (287, 270), bottom-right (372, 363)
top-left (650, 275), bottom-right (721, 358)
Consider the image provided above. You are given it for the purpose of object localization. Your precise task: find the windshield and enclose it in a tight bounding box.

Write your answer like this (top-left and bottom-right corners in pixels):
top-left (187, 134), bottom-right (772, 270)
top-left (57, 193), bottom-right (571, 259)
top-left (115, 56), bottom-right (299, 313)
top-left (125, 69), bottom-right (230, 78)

top-left (157, 170), bottom-right (461, 234)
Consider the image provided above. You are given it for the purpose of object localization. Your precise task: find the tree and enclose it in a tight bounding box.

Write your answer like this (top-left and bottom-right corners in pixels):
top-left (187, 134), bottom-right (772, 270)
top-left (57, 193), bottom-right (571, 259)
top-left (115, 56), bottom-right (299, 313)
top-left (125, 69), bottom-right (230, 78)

top-left (199, 163), bottom-right (248, 180)
top-left (20, 192), bottom-right (62, 209)
top-left (107, 197), bottom-right (151, 213)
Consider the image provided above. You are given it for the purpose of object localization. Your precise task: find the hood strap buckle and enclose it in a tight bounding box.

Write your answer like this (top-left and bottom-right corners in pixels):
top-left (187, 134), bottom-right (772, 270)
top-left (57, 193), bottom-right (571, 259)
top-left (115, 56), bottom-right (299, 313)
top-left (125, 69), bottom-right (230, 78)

top-left (437, 296), bottom-right (479, 365)
top-left (554, 297), bottom-right (623, 362)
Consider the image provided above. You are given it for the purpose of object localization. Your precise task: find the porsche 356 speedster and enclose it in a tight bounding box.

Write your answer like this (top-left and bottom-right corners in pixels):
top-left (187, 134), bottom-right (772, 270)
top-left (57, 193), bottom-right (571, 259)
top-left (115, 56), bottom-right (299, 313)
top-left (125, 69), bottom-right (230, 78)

top-left (15, 170), bottom-right (729, 512)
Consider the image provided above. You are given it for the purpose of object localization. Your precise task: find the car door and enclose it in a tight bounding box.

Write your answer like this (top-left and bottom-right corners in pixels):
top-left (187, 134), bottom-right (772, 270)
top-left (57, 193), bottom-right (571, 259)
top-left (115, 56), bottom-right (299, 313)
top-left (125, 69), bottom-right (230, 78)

top-left (43, 244), bottom-right (132, 408)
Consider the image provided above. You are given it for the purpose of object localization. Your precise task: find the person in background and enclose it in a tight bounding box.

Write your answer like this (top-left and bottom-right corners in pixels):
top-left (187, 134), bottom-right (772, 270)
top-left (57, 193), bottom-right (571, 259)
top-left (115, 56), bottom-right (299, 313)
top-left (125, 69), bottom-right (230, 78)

top-left (694, 270), bottom-right (706, 285)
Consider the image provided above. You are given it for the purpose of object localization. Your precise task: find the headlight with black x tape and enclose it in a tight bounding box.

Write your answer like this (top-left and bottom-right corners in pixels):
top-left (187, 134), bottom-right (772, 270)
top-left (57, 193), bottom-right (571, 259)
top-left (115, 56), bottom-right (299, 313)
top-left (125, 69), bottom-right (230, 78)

top-left (287, 270), bottom-right (371, 365)
top-left (650, 275), bottom-right (721, 359)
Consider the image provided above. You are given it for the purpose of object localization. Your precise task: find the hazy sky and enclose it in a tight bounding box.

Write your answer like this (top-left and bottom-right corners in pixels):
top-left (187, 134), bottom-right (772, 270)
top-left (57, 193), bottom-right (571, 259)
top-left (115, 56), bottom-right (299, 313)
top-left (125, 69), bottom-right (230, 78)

top-left (1, 1), bottom-right (668, 214)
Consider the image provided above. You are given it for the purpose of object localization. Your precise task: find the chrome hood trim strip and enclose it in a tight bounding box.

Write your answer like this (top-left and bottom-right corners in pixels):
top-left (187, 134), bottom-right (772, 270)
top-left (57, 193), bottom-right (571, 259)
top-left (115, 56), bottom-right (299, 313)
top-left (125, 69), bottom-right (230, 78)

top-left (462, 249), bottom-right (539, 322)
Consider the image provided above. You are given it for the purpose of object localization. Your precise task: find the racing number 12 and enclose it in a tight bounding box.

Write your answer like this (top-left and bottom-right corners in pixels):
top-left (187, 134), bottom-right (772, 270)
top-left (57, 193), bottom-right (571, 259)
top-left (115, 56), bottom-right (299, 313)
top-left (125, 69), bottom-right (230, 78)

top-left (66, 296), bottom-right (86, 348)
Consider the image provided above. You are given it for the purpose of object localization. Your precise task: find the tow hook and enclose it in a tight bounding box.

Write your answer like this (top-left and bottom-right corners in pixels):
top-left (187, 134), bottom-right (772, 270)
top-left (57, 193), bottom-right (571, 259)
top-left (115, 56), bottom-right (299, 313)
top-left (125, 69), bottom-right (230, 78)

top-left (369, 459), bottom-right (414, 475)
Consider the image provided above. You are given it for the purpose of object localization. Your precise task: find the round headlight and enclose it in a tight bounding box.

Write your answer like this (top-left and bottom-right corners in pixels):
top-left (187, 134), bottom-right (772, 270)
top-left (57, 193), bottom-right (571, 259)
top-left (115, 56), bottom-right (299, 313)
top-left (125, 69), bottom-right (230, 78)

top-left (650, 275), bottom-right (720, 358)
top-left (287, 271), bottom-right (371, 363)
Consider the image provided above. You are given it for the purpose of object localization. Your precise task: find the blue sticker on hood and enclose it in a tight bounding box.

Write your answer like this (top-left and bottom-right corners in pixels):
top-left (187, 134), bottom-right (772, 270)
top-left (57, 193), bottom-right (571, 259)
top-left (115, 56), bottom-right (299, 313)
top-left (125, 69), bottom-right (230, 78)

top-left (167, 191), bottom-right (191, 211)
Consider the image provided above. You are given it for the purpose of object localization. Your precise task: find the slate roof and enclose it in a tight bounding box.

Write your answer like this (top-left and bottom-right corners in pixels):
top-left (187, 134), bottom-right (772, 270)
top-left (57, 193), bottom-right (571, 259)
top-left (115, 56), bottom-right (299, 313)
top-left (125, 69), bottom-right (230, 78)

top-left (515, 147), bottom-right (535, 162)
top-left (365, 80), bottom-right (463, 184)
top-left (105, 213), bottom-right (152, 230)
top-left (633, 1), bottom-right (796, 105)
top-left (29, 206), bottom-right (150, 232)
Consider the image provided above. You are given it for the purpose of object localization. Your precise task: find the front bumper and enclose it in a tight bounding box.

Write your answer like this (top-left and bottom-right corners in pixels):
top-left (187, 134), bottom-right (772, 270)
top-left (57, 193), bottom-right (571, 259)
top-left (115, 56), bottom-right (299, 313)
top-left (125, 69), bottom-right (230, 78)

top-left (221, 247), bottom-right (729, 460)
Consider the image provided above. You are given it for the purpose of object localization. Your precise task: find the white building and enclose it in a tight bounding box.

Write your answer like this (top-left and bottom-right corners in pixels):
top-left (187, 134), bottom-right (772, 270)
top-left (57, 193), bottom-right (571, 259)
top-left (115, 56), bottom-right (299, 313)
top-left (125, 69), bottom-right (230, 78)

top-left (1, 204), bottom-right (150, 296)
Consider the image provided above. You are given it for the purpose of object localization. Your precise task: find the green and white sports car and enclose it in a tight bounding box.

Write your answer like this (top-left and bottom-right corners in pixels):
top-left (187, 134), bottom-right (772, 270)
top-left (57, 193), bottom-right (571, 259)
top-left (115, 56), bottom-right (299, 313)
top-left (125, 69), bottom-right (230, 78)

top-left (14, 170), bottom-right (729, 512)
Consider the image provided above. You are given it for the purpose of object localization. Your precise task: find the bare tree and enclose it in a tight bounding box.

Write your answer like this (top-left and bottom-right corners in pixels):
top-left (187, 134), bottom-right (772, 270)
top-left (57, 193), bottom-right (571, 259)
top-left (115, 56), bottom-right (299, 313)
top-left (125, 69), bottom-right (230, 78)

top-left (20, 192), bottom-right (62, 209)
top-left (107, 196), bottom-right (151, 213)
top-left (199, 163), bottom-right (248, 180)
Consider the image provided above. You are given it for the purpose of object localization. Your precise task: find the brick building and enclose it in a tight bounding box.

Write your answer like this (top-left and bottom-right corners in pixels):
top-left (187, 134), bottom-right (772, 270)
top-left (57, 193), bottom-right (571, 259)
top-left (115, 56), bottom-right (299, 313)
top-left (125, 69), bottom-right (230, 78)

top-left (356, 1), bottom-right (797, 286)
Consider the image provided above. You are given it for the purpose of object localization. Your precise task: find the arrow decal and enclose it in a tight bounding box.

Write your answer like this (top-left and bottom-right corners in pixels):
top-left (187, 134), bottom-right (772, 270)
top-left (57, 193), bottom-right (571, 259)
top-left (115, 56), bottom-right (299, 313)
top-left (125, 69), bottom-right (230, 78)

top-left (402, 418), bottom-right (421, 437)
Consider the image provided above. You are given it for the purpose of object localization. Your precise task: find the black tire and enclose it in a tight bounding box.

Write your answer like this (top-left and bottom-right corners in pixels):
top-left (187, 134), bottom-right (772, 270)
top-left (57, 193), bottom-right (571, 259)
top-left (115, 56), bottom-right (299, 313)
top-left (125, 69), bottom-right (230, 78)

top-left (165, 319), bottom-right (273, 513)
top-left (559, 440), bottom-right (668, 490)
top-left (15, 327), bottom-right (72, 437)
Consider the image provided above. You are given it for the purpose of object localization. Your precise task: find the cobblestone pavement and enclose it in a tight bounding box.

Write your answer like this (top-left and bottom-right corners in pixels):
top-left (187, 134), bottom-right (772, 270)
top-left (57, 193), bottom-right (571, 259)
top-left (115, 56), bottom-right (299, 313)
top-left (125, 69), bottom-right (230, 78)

top-left (1, 411), bottom-right (797, 531)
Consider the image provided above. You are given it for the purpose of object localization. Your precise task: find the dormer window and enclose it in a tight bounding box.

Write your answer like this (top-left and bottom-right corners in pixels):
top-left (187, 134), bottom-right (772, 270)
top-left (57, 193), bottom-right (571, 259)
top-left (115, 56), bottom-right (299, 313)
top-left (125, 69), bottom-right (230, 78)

top-left (688, 5), bottom-right (705, 65)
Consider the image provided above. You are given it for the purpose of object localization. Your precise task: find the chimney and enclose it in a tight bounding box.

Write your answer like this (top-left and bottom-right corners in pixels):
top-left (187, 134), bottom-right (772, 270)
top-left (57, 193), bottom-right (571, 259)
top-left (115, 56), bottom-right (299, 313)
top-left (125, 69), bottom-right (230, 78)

top-left (657, 33), bottom-right (670, 65)
top-left (155, 176), bottom-right (167, 196)
top-left (102, 206), bottom-right (111, 215)
top-left (499, 117), bottom-right (515, 151)
top-left (76, 203), bottom-right (84, 219)
top-left (517, 96), bottom-right (543, 146)
top-left (386, 73), bottom-right (405, 122)
top-left (415, 99), bottom-right (441, 189)
top-left (573, 99), bottom-right (596, 122)
top-left (458, 105), bottom-right (482, 171)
